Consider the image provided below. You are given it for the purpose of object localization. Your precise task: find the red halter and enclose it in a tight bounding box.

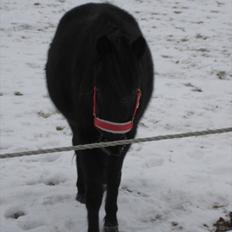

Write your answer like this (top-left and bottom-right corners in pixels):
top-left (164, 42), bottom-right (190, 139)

top-left (93, 87), bottom-right (142, 134)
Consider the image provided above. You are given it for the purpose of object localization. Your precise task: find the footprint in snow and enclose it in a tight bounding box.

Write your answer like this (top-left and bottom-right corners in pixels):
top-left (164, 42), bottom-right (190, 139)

top-left (26, 173), bottom-right (67, 186)
top-left (121, 185), bottom-right (149, 198)
top-left (5, 206), bottom-right (26, 219)
top-left (5, 207), bottom-right (45, 230)
top-left (183, 83), bottom-right (203, 92)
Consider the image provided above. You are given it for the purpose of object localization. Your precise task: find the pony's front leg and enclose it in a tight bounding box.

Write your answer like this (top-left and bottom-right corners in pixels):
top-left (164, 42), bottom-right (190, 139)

top-left (104, 155), bottom-right (125, 232)
top-left (86, 177), bottom-right (103, 232)
top-left (80, 150), bottom-right (105, 232)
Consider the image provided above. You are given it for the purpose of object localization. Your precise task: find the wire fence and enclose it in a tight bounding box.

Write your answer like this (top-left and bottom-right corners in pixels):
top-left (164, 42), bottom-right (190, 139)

top-left (0, 127), bottom-right (232, 159)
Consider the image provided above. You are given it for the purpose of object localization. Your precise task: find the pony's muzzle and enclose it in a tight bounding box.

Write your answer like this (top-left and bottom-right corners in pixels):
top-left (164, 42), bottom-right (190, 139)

top-left (100, 134), bottom-right (127, 156)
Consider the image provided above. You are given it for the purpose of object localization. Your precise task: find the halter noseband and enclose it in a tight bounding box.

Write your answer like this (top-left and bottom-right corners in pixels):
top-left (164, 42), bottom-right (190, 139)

top-left (93, 86), bottom-right (142, 134)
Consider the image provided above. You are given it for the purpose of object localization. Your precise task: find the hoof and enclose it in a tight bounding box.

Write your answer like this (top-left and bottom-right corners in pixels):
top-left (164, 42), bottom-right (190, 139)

top-left (104, 225), bottom-right (119, 232)
top-left (76, 193), bottom-right (86, 204)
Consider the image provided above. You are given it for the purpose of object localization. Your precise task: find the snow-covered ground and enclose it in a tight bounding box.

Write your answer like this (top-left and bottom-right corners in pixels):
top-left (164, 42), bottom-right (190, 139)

top-left (0, 0), bottom-right (232, 231)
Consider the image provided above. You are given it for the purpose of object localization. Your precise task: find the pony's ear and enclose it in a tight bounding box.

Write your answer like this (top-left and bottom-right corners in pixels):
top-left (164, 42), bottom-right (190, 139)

top-left (96, 35), bottom-right (113, 56)
top-left (131, 36), bottom-right (146, 58)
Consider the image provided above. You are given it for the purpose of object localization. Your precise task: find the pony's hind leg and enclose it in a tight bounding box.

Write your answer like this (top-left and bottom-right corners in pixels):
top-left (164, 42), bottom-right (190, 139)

top-left (76, 155), bottom-right (86, 203)
top-left (70, 125), bottom-right (86, 204)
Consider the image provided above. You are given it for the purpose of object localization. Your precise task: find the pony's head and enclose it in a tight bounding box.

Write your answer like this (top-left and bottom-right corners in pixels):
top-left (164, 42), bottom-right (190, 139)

top-left (93, 30), bottom-right (146, 155)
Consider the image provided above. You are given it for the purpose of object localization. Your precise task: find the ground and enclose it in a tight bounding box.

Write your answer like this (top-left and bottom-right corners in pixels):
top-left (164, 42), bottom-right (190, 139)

top-left (0, 0), bottom-right (232, 232)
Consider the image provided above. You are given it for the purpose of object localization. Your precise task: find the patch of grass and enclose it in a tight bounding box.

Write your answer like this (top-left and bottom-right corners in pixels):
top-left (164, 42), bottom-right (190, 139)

top-left (56, 126), bottom-right (64, 131)
top-left (217, 71), bottom-right (226, 80)
top-left (37, 111), bottom-right (51, 119)
top-left (14, 91), bottom-right (23, 96)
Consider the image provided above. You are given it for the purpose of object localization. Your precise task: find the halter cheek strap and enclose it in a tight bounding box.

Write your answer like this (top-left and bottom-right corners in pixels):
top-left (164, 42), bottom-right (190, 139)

top-left (93, 87), bottom-right (142, 134)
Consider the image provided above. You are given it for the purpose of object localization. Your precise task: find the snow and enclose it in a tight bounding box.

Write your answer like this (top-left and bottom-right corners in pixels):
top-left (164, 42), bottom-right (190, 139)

top-left (0, 0), bottom-right (232, 231)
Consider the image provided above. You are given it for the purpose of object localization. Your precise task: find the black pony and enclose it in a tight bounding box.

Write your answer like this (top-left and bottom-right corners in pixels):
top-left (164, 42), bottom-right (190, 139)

top-left (46, 3), bottom-right (154, 232)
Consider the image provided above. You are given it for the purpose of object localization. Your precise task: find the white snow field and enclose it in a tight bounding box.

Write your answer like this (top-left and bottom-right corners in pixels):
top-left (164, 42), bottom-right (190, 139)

top-left (0, 0), bottom-right (232, 231)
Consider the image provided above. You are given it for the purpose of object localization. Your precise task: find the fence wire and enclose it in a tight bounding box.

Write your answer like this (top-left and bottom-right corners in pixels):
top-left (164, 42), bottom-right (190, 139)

top-left (0, 127), bottom-right (232, 159)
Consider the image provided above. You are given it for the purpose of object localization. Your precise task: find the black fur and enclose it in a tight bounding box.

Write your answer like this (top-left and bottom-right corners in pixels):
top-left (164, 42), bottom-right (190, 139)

top-left (46, 3), bottom-right (154, 232)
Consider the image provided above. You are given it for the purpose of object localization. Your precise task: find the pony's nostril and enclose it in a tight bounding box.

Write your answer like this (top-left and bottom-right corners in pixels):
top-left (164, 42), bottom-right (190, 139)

top-left (100, 135), bottom-right (127, 156)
